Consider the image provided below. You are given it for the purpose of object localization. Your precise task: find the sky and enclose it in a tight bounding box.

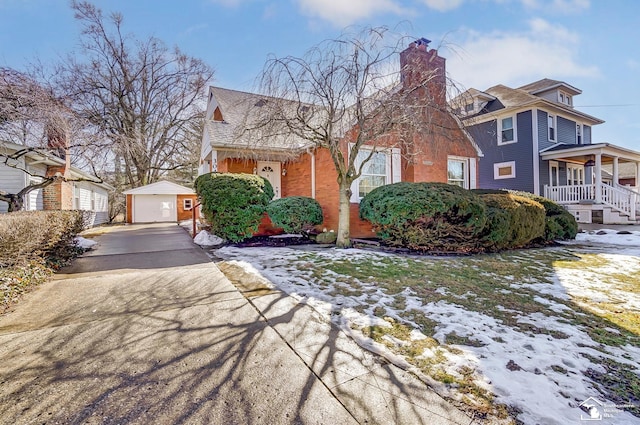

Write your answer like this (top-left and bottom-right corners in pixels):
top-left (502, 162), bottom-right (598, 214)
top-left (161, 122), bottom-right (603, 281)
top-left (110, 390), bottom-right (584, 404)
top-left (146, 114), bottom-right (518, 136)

top-left (1, 0), bottom-right (639, 151)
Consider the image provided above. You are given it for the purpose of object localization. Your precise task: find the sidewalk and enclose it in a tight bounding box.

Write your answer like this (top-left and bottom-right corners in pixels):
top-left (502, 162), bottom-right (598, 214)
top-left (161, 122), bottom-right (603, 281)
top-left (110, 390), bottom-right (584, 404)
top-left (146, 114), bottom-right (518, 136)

top-left (0, 223), bottom-right (477, 425)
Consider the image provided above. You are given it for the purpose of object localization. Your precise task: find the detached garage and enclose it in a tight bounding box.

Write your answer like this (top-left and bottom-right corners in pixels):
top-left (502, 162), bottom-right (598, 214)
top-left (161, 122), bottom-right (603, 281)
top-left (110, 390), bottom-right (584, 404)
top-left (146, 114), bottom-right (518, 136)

top-left (124, 181), bottom-right (198, 223)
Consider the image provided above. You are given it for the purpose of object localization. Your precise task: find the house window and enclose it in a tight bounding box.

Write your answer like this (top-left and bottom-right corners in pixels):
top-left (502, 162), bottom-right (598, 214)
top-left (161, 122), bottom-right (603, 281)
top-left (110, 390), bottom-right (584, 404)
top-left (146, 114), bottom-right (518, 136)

top-left (447, 158), bottom-right (468, 188)
top-left (548, 114), bottom-right (556, 141)
top-left (558, 91), bottom-right (572, 106)
top-left (90, 191), bottom-right (96, 210)
top-left (493, 161), bottom-right (516, 179)
top-left (566, 164), bottom-right (584, 185)
top-left (183, 198), bottom-right (194, 210)
top-left (498, 116), bottom-right (516, 145)
top-left (357, 151), bottom-right (387, 198)
top-left (576, 124), bottom-right (582, 144)
top-left (464, 102), bottom-right (474, 113)
top-left (73, 185), bottom-right (80, 209)
top-left (350, 147), bottom-right (400, 202)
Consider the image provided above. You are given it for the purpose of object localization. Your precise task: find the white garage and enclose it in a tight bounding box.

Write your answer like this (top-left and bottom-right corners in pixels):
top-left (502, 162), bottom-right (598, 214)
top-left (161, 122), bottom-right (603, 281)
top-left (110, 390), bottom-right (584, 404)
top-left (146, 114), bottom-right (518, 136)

top-left (124, 181), bottom-right (197, 224)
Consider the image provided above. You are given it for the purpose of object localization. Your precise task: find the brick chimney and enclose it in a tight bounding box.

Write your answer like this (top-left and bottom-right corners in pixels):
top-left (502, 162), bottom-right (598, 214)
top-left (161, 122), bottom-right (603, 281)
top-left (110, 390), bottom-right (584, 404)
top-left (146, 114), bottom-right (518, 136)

top-left (43, 120), bottom-right (73, 210)
top-left (399, 38), bottom-right (447, 106)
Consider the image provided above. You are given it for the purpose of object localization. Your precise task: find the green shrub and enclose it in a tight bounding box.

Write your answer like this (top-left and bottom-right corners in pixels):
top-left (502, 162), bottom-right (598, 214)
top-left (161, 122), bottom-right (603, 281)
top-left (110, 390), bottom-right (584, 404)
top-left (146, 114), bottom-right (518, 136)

top-left (0, 210), bottom-right (85, 267)
top-left (508, 191), bottom-right (578, 241)
top-left (360, 182), bottom-right (487, 252)
top-left (195, 173), bottom-right (274, 242)
top-left (478, 193), bottom-right (546, 250)
top-left (266, 196), bottom-right (323, 234)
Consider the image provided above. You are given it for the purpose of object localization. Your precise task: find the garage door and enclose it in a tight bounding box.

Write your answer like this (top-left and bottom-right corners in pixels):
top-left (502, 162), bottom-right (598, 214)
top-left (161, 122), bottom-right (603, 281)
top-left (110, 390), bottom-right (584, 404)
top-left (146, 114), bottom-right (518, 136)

top-left (133, 195), bottom-right (177, 223)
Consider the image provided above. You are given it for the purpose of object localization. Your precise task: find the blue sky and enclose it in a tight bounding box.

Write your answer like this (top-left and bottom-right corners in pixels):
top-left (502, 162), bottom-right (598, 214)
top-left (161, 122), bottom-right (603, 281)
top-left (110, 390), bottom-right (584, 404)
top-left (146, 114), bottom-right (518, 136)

top-left (1, 0), bottom-right (639, 150)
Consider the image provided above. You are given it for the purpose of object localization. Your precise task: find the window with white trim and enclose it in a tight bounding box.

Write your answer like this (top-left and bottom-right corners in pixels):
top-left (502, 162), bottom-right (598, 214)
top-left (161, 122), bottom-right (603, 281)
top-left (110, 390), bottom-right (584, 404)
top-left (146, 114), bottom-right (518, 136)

top-left (576, 124), bottom-right (582, 144)
top-left (558, 91), bottom-right (572, 106)
top-left (493, 161), bottom-right (516, 180)
top-left (350, 147), bottom-right (401, 202)
top-left (447, 158), bottom-right (468, 188)
top-left (73, 185), bottom-right (80, 209)
top-left (548, 114), bottom-right (556, 142)
top-left (498, 116), bottom-right (516, 145)
top-left (183, 198), bottom-right (194, 210)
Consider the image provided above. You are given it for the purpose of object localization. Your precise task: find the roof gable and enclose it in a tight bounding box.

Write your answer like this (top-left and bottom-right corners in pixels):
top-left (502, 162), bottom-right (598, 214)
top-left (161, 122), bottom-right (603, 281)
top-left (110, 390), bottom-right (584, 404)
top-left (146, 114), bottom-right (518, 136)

top-left (123, 180), bottom-right (195, 195)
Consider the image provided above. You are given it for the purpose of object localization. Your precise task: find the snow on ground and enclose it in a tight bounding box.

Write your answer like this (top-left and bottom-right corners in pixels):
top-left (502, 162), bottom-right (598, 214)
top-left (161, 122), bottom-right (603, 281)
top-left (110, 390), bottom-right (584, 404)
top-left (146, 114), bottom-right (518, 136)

top-left (215, 232), bottom-right (640, 424)
top-left (575, 229), bottom-right (640, 247)
top-left (74, 236), bottom-right (97, 249)
top-left (194, 230), bottom-right (224, 246)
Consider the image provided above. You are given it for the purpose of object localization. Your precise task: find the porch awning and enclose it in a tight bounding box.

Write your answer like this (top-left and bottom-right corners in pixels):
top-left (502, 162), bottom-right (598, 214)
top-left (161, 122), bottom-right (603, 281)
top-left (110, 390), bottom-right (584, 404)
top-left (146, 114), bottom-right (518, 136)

top-left (540, 143), bottom-right (640, 164)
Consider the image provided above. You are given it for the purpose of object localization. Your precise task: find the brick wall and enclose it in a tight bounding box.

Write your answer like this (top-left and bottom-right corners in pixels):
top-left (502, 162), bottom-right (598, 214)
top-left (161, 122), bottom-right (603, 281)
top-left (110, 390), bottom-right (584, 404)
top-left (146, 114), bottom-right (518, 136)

top-left (177, 194), bottom-right (199, 221)
top-left (43, 165), bottom-right (73, 210)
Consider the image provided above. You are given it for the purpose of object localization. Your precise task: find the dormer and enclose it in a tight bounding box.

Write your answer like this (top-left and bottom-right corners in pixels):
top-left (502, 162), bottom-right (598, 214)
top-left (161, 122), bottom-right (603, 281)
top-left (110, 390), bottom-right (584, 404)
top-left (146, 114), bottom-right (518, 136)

top-left (450, 88), bottom-right (496, 117)
top-left (518, 79), bottom-right (581, 108)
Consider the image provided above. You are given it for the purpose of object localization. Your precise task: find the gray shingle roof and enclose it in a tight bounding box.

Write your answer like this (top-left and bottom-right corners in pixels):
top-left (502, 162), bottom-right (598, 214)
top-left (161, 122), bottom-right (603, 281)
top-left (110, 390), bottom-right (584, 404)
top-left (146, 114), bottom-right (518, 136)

top-left (205, 86), bottom-right (315, 155)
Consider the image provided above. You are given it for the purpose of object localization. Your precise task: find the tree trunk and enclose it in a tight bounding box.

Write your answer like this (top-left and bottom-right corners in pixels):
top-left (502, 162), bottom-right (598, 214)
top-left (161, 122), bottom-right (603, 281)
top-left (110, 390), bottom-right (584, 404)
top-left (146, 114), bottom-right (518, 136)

top-left (8, 195), bottom-right (24, 212)
top-left (336, 181), bottom-right (352, 248)
top-left (1, 194), bottom-right (25, 212)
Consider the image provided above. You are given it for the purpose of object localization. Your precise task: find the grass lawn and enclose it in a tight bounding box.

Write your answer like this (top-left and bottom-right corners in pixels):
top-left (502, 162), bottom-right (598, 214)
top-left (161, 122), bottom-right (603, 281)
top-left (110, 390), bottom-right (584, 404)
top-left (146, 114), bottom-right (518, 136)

top-left (217, 239), bottom-right (640, 424)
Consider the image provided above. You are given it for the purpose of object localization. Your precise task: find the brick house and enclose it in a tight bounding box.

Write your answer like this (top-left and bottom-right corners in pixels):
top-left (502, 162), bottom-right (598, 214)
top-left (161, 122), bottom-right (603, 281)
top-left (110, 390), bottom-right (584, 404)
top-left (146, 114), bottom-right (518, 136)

top-left (199, 40), bottom-right (482, 237)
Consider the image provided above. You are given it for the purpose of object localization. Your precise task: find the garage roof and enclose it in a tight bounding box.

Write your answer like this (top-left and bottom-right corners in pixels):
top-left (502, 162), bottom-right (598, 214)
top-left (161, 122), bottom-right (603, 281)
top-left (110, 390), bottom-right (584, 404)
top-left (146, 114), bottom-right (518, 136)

top-left (123, 181), bottom-right (195, 195)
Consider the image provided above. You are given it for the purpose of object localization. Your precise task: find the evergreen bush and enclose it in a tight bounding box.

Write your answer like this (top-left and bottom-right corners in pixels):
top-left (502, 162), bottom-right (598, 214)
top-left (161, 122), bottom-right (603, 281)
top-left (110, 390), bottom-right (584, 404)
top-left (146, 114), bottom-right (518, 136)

top-left (359, 182), bottom-right (487, 252)
top-left (478, 193), bottom-right (546, 250)
top-left (266, 196), bottom-right (323, 234)
top-left (195, 173), bottom-right (274, 242)
top-left (508, 191), bottom-right (578, 241)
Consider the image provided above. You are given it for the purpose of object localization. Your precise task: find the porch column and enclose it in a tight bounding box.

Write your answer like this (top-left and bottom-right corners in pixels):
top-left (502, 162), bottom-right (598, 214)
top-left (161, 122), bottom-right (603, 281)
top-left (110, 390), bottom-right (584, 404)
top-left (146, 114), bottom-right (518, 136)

top-left (636, 161), bottom-right (640, 190)
top-left (595, 153), bottom-right (602, 203)
top-left (612, 156), bottom-right (619, 186)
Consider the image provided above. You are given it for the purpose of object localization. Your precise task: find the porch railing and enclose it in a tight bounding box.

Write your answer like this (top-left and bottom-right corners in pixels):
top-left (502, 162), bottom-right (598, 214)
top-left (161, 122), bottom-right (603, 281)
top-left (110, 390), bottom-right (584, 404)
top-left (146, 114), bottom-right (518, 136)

top-left (614, 183), bottom-right (640, 216)
top-left (544, 183), bottom-right (637, 218)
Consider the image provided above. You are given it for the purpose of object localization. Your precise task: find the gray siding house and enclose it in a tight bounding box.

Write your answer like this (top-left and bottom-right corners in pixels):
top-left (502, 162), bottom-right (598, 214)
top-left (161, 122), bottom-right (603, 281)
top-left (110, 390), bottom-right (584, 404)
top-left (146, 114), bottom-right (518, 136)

top-left (454, 79), bottom-right (640, 224)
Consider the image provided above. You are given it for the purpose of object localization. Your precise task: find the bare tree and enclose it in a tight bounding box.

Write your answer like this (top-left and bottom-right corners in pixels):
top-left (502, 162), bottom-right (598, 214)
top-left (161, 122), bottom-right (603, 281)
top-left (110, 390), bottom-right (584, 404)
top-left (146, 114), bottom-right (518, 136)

top-left (0, 68), bottom-right (79, 212)
top-left (255, 27), bottom-right (464, 247)
top-left (57, 1), bottom-right (214, 188)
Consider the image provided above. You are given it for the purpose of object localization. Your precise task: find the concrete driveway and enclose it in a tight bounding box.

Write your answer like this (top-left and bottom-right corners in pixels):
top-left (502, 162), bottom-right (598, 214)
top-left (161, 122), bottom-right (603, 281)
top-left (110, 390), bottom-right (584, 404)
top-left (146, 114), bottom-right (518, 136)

top-left (0, 224), bottom-right (357, 425)
top-left (0, 223), bottom-right (477, 425)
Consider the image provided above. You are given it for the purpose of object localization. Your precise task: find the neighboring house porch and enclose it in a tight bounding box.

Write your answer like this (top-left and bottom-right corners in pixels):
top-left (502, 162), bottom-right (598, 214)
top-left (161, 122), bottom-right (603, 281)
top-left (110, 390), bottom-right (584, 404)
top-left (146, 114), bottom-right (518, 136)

top-left (541, 143), bottom-right (640, 224)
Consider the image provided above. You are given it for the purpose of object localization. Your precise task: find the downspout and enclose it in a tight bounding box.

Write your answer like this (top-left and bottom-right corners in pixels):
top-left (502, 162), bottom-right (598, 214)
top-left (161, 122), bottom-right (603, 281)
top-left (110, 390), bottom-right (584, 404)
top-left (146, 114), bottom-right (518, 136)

top-left (311, 152), bottom-right (316, 199)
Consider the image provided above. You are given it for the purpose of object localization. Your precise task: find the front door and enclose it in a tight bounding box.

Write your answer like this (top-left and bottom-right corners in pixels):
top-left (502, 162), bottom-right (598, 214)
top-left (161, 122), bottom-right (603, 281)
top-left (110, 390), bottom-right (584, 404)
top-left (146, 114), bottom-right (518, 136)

top-left (257, 161), bottom-right (281, 199)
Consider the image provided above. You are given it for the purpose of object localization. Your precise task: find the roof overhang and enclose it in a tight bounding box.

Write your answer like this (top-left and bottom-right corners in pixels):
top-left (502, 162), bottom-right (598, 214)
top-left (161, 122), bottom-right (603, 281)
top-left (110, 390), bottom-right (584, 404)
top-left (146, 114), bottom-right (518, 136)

top-left (463, 98), bottom-right (604, 127)
top-left (540, 143), bottom-right (640, 164)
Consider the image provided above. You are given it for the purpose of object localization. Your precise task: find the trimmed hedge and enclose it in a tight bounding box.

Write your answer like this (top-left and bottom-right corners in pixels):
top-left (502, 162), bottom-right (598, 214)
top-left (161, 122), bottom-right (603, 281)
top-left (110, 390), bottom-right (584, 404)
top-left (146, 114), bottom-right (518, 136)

top-left (508, 191), bottom-right (578, 241)
top-left (0, 210), bottom-right (86, 313)
top-left (266, 196), bottom-right (323, 234)
top-left (478, 193), bottom-right (546, 250)
top-left (0, 210), bottom-right (85, 267)
top-left (195, 173), bottom-right (274, 242)
top-left (360, 182), bottom-right (487, 252)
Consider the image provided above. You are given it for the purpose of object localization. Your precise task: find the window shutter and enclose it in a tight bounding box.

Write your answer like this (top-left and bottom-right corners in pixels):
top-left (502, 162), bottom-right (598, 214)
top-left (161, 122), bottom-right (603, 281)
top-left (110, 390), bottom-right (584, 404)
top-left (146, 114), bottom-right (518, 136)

top-left (469, 158), bottom-right (477, 189)
top-left (391, 148), bottom-right (401, 183)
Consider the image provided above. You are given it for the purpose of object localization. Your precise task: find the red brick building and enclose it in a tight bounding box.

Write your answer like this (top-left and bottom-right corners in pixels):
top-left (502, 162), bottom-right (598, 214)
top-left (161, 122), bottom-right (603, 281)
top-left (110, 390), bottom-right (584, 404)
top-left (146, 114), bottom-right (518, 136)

top-left (199, 40), bottom-right (482, 238)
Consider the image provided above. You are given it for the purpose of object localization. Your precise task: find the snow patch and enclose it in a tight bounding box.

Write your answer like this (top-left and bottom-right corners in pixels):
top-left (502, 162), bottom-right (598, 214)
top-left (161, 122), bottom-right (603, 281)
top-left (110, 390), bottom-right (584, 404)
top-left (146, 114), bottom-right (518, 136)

top-left (194, 230), bottom-right (224, 246)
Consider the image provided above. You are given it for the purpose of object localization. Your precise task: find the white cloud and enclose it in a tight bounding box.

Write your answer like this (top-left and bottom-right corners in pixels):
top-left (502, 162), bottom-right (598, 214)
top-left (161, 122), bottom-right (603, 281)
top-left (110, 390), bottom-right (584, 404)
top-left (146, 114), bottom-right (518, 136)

top-left (421, 0), bottom-right (465, 12)
top-left (521, 0), bottom-right (590, 13)
top-left (445, 18), bottom-right (599, 91)
top-left (295, 0), bottom-right (410, 27)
